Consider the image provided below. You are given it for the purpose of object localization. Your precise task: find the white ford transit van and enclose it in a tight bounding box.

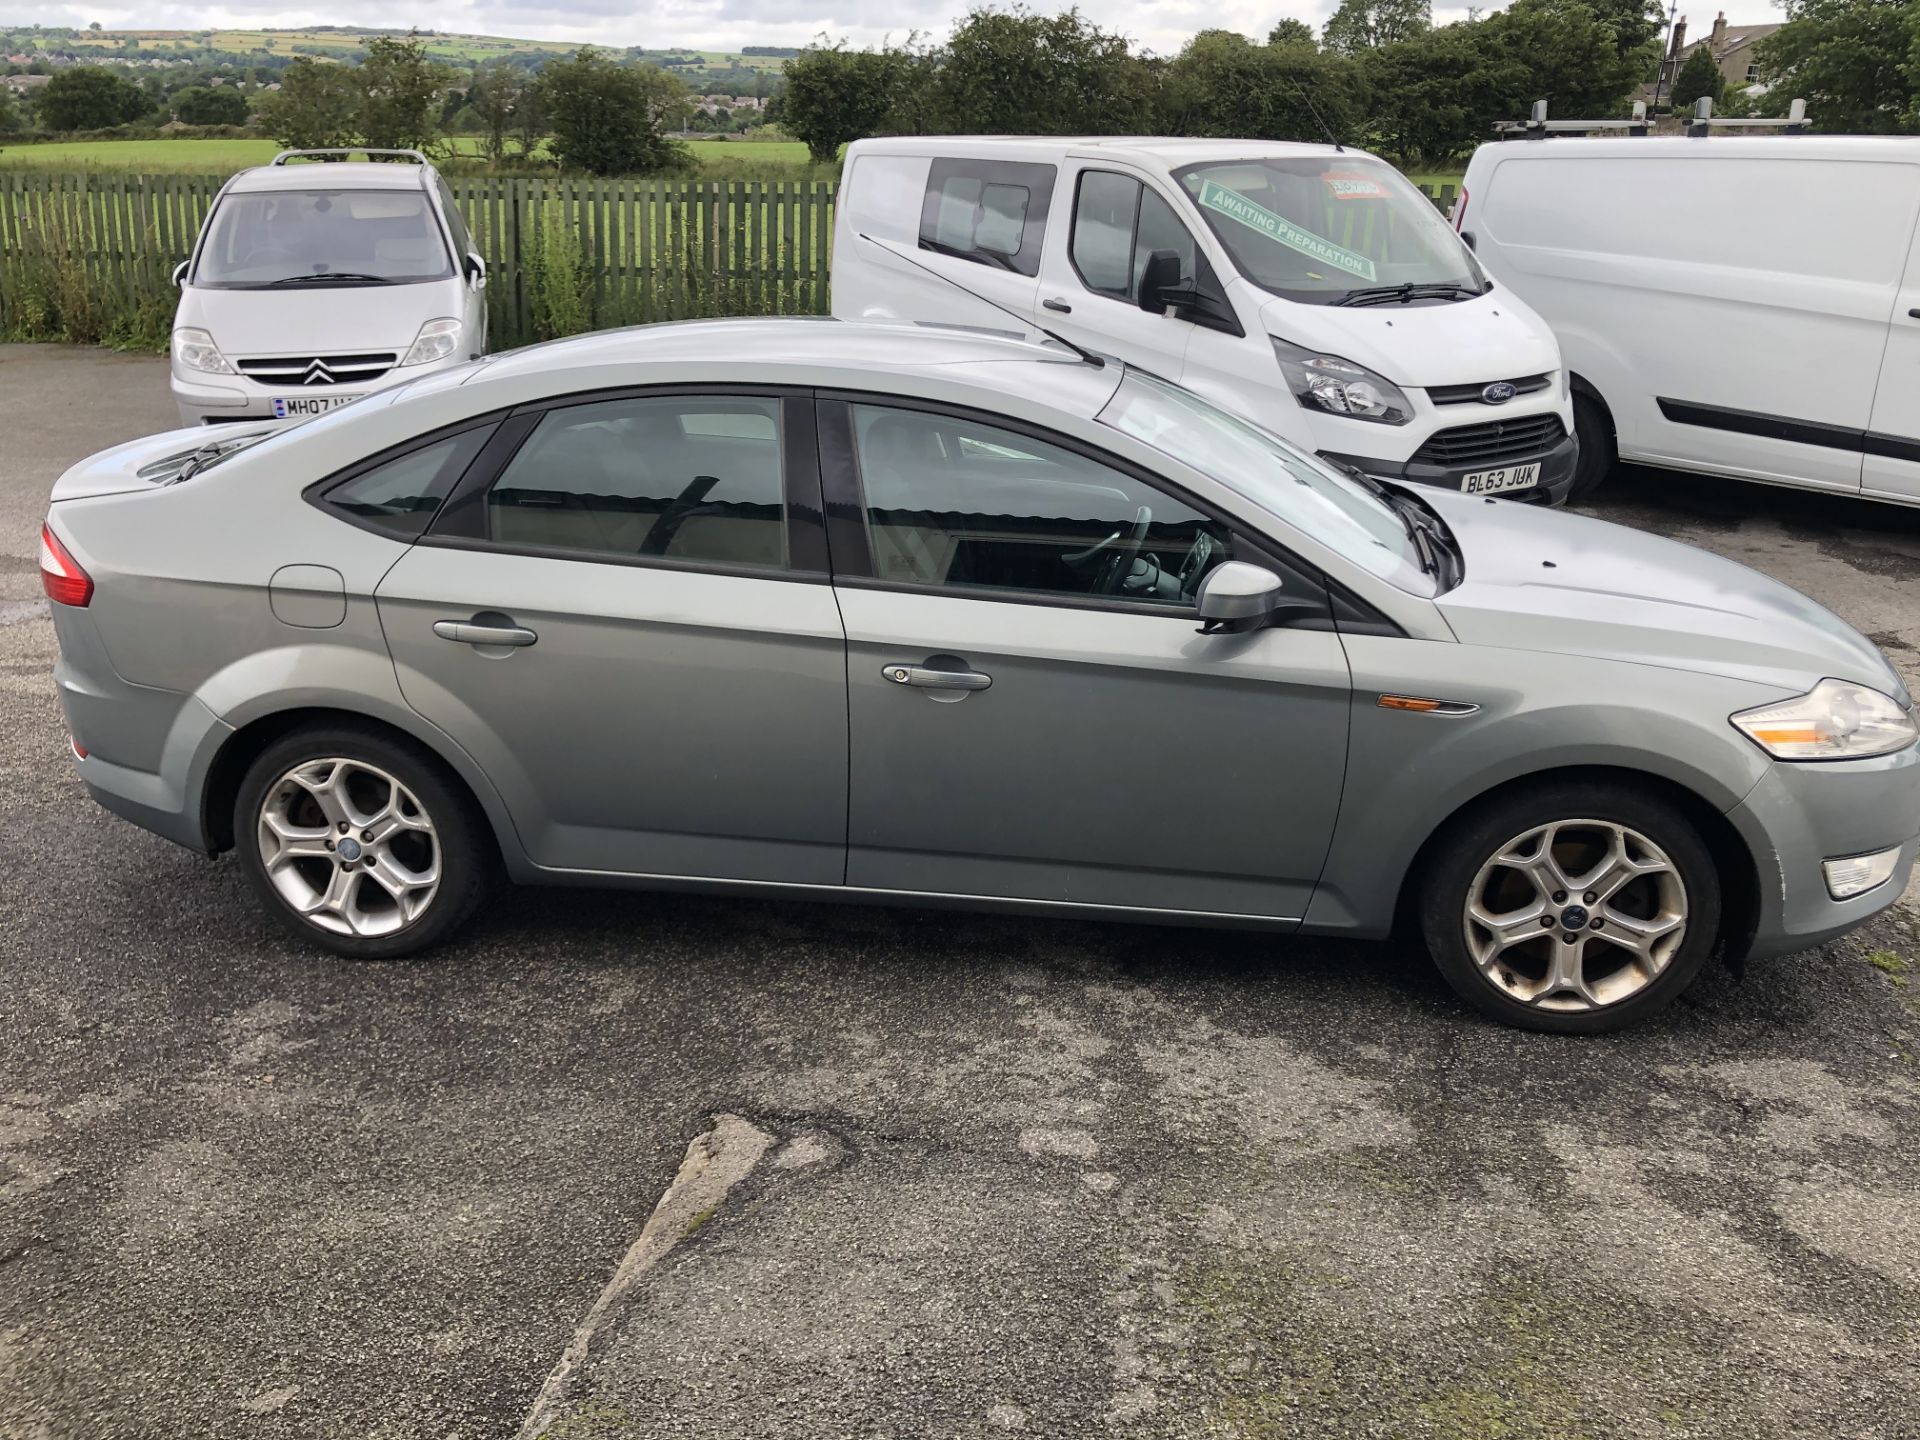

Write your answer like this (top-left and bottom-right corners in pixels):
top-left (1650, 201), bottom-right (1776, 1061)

top-left (1460, 135), bottom-right (1920, 504)
top-left (169, 149), bottom-right (489, 427)
top-left (832, 137), bottom-right (1576, 502)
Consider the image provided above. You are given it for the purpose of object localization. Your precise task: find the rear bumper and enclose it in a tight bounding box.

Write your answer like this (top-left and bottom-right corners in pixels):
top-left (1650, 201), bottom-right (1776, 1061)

top-left (1726, 747), bottom-right (1920, 962)
top-left (1324, 431), bottom-right (1578, 506)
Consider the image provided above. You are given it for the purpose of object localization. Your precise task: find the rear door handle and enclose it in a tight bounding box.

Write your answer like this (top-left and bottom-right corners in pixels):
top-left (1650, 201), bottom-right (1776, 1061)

top-left (882, 663), bottom-right (991, 691)
top-left (433, 620), bottom-right (538, 648)
top-left (1042, 297), bottom-right (1072, 313)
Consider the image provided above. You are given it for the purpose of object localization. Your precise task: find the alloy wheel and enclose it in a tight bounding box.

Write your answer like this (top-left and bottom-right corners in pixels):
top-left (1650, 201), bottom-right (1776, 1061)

top-left (256, 757), bottom-right (442, 938)
top-left (1462, 818), bottom-right (1687, 1013)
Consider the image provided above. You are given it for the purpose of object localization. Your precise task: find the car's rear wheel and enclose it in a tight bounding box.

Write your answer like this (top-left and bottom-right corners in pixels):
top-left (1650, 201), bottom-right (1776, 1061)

top-left (1419, 781), bottom-right (1720, 1033)
top-left (1568, 391), bottom-right (1615, 502)
top-left (235, 725), bottom-right (490, 958)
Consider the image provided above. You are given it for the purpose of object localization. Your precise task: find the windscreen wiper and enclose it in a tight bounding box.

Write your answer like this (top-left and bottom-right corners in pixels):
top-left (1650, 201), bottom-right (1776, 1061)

top-left (265, 272), bottom-right (394, 285)
top-left (1332, 282), bottom-right (1482, 308)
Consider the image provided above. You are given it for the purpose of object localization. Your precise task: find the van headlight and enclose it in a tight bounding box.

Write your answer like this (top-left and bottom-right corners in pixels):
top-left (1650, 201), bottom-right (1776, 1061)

top-left (172, 327), bottom-right (234, 375)
top-left (1272, 338), bottom-right (1410, 425)
top-left (400, 317), bottom-right (463, 367)
top-left (1731, 678), bottom-right (1917, 759)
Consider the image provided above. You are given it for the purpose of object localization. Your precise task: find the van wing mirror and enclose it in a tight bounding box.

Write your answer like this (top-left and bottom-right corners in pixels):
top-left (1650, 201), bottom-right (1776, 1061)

top-left (1138, 249), bottom-right (1185, 314)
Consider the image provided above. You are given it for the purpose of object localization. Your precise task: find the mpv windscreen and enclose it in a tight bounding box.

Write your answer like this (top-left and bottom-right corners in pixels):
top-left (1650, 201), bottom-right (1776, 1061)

top-left (1175, 158), bottom-right (1485, 306)
top-left (193, 189), bottom-right (453, 288)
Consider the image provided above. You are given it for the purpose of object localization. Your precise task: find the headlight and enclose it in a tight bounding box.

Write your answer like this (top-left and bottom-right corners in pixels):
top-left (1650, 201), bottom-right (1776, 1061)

top-left (1271, 338), bottom-right (1410, 425)
top-left (172, 327), bottom-right (234, 375)
top-left (401, 317), bottom-right (463, 367)
top-left (1731, 678), bottom-right (1917, 760)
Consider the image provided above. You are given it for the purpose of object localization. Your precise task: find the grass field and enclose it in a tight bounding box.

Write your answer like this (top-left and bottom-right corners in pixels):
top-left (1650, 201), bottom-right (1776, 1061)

top-left (0, 137), bottom-right (817, 174)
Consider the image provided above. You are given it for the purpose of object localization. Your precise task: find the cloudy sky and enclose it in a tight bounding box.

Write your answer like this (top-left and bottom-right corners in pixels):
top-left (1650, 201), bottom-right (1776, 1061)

top-left (3, 0), bottom-right (1789, 56)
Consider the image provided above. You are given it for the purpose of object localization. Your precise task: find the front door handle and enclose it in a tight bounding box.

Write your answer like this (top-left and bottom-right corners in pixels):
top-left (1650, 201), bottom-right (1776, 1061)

top-left (434, 619), bottom-right (538, 648)
top-left (1042, 297), bottom-right (1072, 313)
top-left (882, 663), bottom-right (991, 691)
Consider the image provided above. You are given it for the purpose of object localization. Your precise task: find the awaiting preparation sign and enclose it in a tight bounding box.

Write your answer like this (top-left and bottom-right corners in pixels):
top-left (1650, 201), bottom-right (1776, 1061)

top-left (1197, 180), bottom-right (1378, 282)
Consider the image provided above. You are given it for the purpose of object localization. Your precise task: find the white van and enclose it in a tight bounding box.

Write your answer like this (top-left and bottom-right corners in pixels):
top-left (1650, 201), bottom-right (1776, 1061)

top-left (170, 149), bottom-right (488, 427)
top-left (1459, 135), bottom-right (1920, 503)
top-left (832, 137), bottom-right (1576, 502)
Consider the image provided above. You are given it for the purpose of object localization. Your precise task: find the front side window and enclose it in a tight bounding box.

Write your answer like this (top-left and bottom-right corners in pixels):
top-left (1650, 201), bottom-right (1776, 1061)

top-left (435, 176), bottom-right (474, 259)
top-left (1099, 370), bottom-right (1424, 587)
top-left (851, 404), bottom-right (1231, 607)
top-left (1070, 170), bottom-right (1221, 311)
top-left (324, 426), bottom-right (495, 539)
top-left (919, 158), bottom-right (1056, 277)
top-left (1174, 157), bottom-right (1484, 306)
top-left (485, 396), bottom-right (785, 570)
top-left (193, 187), bottom-right (455, 288)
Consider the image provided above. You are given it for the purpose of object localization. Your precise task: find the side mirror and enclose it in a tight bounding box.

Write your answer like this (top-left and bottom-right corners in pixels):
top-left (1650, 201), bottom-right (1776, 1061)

top-left (464, 252), bottom-right (486, 289)
top-left (1138, 248), bottom-right (1184, 314)
top-left (1459, 230), bottom-right (1477, 252)
top-left (1195, 561), bottom-right (1284, 635)
top-left (171, 260), bottom-right (189, 288)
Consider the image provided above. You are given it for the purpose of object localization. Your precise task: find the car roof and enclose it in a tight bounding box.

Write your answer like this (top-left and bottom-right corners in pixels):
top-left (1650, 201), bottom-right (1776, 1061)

top-left (848, 135), bottom-right (1358, 168)
top-left (454, 317), bottom-right (1124, 416)
top-left (1467, 135), bottom-right (1920, 167)
top-left (227, 163), bottom-right (432, 194)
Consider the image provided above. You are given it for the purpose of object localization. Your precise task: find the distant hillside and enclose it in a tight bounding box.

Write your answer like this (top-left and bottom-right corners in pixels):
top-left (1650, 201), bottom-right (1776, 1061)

top-left (0, 25), bottom-right (794, 80)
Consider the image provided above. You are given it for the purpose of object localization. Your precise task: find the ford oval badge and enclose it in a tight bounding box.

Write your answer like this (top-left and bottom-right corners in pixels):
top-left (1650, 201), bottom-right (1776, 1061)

top-left (1482, 381), bottom-right (1516, 404)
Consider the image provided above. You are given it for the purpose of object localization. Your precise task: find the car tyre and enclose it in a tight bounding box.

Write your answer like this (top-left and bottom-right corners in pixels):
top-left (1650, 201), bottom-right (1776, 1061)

top-left (1567, 392), bottom-right (1615, 502)
top-left (234, 723), bottom-right (491, 959)
top-left (1419, 780), bottom-right (1721, 1034)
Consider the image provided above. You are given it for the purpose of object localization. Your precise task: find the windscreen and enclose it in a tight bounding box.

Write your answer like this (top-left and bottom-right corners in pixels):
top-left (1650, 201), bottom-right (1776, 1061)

top-left (193, 188), bottom-right (453, 288)
top-left (1098, 368), bottom-right (1425, 589)
top-left (1174, 157), bottom-right (1484, 305)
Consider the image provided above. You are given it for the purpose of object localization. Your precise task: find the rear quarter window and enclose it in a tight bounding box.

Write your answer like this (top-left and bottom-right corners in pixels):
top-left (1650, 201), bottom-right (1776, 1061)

top-left (319, 425), bottom-right (496, 539)
top-left (918, 158), bottom-right (1057, 277)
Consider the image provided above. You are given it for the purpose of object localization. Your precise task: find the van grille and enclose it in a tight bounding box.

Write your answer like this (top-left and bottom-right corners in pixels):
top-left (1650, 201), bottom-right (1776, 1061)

top-left (235, 353), bottom-right (397, 387)
top-left (1412, 414), bottom-right (1566, 468)
top-left (1426, 373), bottom-right (1554, 406)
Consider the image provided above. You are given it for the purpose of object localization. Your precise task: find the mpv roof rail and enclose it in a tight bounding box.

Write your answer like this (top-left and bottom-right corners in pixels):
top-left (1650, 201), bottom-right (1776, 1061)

top-left (269, 148), bottom-right (432, 165)
top-left (1494, 97), bottom-right (1811, 140)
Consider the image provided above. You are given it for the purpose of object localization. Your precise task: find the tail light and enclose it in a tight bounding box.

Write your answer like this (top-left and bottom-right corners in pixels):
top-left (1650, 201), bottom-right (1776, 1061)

top-left (39, 523), bottom-right (93, 607)
top-left (1452, 187), bottom-right (1469, 231)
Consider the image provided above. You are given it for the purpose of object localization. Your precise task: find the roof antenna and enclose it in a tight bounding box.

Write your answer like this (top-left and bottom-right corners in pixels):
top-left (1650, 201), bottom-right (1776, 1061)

top-left (856, 231), bottom-right (1106, 367)
top-left (1289, 78), bottom-right (1345, 152)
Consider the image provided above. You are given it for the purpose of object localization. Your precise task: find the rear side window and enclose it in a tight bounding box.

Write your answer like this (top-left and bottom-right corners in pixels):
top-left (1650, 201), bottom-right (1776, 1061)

top-left (323, 426), bottom-right (495, 539)
top-left (919, 158), bottom-right (1056, 277)
top-left (484, 395), bottom-right (786, 570)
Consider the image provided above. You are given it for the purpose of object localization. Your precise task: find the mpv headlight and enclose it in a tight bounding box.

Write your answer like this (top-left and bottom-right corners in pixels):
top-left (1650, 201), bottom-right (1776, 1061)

top-left (401, 317), bottom-right (463, 367)
top-left (1272, 337), bottom-right (1410, 425)
top-left (1731, 678), bottom-right (1917, 760)
top-left (172, 327), bottom-right (234, 375)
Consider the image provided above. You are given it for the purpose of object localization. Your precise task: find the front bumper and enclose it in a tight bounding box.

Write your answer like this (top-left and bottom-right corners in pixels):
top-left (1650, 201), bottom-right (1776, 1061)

top-left (1726, 745), bottom-right (1920, 962)
top-left (1324, 430), bottom-right (1578, 507)
top-left (170, 356), bottom-right (459, 427)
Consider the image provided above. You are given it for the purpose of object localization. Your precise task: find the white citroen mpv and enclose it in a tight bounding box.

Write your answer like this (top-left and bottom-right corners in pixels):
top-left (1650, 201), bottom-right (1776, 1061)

top-left (169, 149), bottom-right (489, 427)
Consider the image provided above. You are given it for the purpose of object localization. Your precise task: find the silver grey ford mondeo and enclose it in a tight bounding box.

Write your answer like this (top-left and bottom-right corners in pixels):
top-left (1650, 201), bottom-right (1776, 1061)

top-left (41, 320), bottom-right (1920, 1032)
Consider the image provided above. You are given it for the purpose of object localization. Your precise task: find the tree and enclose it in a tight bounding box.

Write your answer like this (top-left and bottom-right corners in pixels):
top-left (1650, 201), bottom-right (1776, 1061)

top-left (1482, 0), bottom-right (1655, 116)
top-left (539, 48), bottom-right (690, 175)
top-left (925, 6), bottom-right (1157, 135)
top-left (1266, 18), bottom-right (1318, 48)
top-left (780, 40), bottom-right (917, 164)
top-left (0, 87), bottom-right (17, 134)
top-left (1322, 0), bottom-right (1431, 54)
top-left (467, 64), bottom-right (521, 163)
top-left (359, 34), bottom-right (449, 151)
top-left (511, 74), bottom-right (548, 159)
top-left (1361, 22), bottom-right (1525, 166)
top-left (1758, 0), bottom-right (1917, 133)
top-left (38, 64), bottom-right (148, 130)
top-left (1670, 43), bottom-right (1727, 106)
top-left (172, 84), bottom-right (248, 126)
top-left (257, 58), bottom-right (362, 150)
top-left (1159, 29), bottom-right (1368, 144)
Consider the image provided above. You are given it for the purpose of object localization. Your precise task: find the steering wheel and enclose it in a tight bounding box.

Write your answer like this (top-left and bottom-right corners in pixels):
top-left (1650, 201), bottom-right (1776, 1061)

top-left (1097, 506), bottom-right (1154, 595)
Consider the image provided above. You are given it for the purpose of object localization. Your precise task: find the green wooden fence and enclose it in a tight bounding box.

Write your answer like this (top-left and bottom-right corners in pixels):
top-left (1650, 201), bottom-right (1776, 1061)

top-left (1, 171), bottom-right (1457, 349)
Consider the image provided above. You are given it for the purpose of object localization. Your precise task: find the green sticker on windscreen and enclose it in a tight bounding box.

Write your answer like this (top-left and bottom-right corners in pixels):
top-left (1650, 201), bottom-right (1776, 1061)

top-left (1198, 179), bottom-right (1378, 282)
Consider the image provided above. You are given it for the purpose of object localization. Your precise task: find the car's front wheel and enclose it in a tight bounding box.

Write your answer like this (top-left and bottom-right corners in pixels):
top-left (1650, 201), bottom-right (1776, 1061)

top-left (1420, 781), bottom-right (1721, 1033)
top-left (234, 724), bottom-right (490, 958)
